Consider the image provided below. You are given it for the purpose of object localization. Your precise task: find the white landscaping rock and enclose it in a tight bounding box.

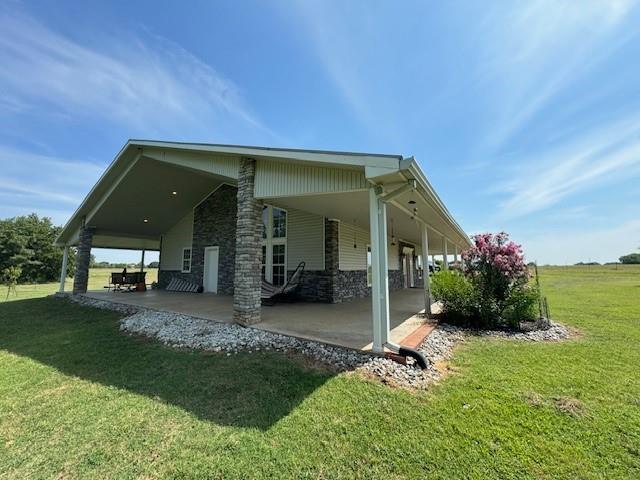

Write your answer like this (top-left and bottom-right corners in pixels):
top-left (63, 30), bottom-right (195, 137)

top-left (59, 294), bottom-right (570, 390)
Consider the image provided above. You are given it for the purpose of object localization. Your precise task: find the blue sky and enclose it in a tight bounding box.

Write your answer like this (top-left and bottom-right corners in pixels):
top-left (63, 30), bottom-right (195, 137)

top-left (1, 0), bottom-right (640, 264)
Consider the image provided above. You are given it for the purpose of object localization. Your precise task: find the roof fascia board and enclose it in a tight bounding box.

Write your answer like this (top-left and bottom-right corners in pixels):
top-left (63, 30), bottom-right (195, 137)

top-left (131, 140), bottom-right (401, 170)
top-left (364, 165), bottom-right (399, 179)
top-left (85, 153), bottom-right (141, 225)
top-left (55, 140), bottom-right (139, 246)
top-left (400, 157), bottom-right (472, 247)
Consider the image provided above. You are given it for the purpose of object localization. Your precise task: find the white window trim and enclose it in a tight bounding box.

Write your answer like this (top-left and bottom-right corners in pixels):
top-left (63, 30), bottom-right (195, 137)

top-left (262, 205), bottom-right (287, 284)
top-left (181, 247), bottom-right (192, 273)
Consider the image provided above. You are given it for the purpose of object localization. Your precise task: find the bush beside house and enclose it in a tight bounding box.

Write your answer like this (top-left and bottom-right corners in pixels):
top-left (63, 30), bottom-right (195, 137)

top-left (432, 232), bottom-right (540, 330)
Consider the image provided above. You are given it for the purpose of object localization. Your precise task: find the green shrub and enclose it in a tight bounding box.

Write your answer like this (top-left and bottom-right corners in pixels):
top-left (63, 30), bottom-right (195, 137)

top-left (430, 270), bottom-right (479, 327)
top-left (502, 285), bottom-right (540, 329)
top-left (431, 269), bottom-right (541, 330)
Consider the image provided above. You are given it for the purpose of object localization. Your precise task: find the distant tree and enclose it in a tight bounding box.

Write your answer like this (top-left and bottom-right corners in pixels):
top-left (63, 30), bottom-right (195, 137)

top-left (0, 214), bottom-right (76, 283)
top-left (2, 266), bottom-right (22, 300)
top-left (147, 261), bottom-right (159, 268)
top-left (619, 253), bottom-right (640, 264)
top-left (89, 254), bottom-right (97, 268)
top-left (575, 261), bottom-right (600, 266)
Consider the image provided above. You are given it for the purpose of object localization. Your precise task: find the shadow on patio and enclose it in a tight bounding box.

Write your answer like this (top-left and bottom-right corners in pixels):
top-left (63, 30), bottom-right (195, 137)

top-left (0, 297), bottom-right (333, 430)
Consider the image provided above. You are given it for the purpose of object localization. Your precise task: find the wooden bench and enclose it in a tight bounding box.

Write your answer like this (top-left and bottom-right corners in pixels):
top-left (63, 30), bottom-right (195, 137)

top-left (106, 271), bottom-right (147, 292)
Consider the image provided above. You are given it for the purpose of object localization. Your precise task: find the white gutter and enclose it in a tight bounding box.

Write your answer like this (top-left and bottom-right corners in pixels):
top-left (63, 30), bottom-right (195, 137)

top-left (399, 156), bottom-right (472, 247)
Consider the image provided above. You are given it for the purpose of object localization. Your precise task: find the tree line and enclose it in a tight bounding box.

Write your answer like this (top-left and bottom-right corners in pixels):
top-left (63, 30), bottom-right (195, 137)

top-left (0, 214), bottom-right (74, 285)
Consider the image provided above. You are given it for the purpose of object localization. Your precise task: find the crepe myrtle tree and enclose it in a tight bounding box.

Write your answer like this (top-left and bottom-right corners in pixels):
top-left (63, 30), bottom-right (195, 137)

top-left (460, 232), bottom-right (537, 328)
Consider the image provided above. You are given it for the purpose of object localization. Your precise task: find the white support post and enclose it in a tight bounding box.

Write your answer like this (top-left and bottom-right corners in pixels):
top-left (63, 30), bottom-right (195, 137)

top-left (454, 245), bottom-right (459, 267)
top-left (377, 194), bottom-right (390, 347)
top-left (369, 188), bottom-right (382, 352)
top-left (140, 249), bottom-right (146, 272)
top-left (59, 246), bottom-right (69, 293)
top-left (421, 224), bottom-right (432, 316)
top-left (369, 188), bottom-right (390, 353)
top-left (443, 237), bottom-right (449, 270)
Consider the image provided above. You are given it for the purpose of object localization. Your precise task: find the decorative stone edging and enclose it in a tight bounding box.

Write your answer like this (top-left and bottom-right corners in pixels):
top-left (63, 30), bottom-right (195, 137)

top-left (56, 294), bottom-right (571, 390)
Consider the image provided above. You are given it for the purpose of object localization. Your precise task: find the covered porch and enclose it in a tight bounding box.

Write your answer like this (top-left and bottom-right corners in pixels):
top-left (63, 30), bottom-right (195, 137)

top-left (56, 141), bottom-right (471, 359)
top-left (84, 288), bottom-right (438, 351)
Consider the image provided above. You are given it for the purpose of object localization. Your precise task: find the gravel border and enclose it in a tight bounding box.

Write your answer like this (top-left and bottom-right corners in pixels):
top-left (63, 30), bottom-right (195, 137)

top-left (57, 293), bottom-right (570, 390)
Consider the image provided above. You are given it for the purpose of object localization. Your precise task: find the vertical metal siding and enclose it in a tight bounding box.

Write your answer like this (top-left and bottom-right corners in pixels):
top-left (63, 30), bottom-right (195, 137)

top-left (338, 223), bottom-right (399, 271)
top-left (255, 160), bottom-right (368, 198)
top-left (285, 207), bottom-right (324, 271)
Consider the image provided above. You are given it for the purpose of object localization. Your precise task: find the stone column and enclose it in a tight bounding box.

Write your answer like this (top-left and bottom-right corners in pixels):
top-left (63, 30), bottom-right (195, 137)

top-left (324, 218), bottom-right (340, 303)
top-left (73, 220), bottom-right (95, 294)
top-left (233, 158), bottom-right (263, 325)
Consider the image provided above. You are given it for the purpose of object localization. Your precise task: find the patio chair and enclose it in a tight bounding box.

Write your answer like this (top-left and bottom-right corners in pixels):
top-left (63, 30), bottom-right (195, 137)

top-left (261, 261), bottom-right (305, 306)
top-left (104, 272), bottom-right (125, 291)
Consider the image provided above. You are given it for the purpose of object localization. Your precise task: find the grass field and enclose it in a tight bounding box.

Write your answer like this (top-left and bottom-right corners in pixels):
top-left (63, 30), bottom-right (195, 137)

top-left (0, 265), bottom-right (639, 478)
top-left (1, 268), bottom-right (158, 302)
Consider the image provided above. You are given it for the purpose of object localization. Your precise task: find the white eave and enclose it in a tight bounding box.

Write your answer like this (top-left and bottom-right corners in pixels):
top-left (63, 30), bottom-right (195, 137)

top-left (55, 139), bottom-right (471, 249)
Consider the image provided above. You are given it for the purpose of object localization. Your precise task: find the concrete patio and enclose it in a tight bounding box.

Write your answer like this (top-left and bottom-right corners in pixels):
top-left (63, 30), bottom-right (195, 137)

top-left (84, 288), bottom-right (437, 351)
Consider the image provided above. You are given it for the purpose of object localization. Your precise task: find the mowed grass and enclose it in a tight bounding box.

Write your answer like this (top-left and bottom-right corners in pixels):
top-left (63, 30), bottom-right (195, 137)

top-left (1, 268), bottom-right (158, 302)
top-left (0, 266), bottom-right (639, 479)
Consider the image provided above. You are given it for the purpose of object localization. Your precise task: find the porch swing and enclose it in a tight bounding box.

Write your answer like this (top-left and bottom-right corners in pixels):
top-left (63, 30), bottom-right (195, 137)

top-left (261, 261), bottom-right (305, 306)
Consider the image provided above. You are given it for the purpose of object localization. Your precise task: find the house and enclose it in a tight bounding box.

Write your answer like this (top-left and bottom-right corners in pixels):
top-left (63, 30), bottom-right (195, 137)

top-left (55, 140), bottom-right (471, 354)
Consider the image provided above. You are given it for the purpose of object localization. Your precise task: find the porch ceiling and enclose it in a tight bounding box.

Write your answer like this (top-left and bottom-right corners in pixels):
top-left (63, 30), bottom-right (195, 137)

top-left (86, 156), bottom-right (229, 245)
top-left (271, 191), bottom-right (466, 254)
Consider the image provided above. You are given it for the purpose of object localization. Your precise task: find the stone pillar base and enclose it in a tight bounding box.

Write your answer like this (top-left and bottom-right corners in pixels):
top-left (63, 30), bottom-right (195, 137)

top-left (73, 223), bottom-right (94, 294)
top-left (232, 158), bottom-right (263, 326)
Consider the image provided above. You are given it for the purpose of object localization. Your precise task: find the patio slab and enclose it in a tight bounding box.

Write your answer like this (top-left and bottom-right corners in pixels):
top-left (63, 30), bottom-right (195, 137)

top-left (84, 288), bottom-right (437, 351)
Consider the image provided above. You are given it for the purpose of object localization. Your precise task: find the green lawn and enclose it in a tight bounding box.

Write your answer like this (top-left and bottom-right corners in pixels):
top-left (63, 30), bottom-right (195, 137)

top-left (0, 266), bottom-right (639, 479)
top-left (1, 268), bottom-right (158, 302)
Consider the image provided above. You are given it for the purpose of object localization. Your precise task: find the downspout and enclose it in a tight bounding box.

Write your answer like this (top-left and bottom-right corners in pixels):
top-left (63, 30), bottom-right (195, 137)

top-left (375, 179), bottom-right (429, 370)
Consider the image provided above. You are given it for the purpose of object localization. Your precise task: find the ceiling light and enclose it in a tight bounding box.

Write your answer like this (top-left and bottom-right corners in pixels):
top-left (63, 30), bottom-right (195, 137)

top-left (171, 191), bottom-right (177, 195)
top-left (143, 219), bottom-right (149, 223)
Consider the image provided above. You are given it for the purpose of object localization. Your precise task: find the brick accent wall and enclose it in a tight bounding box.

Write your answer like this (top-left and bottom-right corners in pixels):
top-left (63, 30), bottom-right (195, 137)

top-left (191, 185), bottom-right (237, 294)
top-left (73, 222), bottom-right (94, 294)
top-left (232, 158), bottom-right (263, 325)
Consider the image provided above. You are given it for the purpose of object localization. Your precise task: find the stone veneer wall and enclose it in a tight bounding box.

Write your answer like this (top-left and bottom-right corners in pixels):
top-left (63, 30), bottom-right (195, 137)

top-left (158, 185), bottom-right (238, 293)
top-left (191, 184), bottom-right (238, 295)
top-left (232, 158), bottom-right (263, 325)
top-left (73, 222), bottom-right (94, 294)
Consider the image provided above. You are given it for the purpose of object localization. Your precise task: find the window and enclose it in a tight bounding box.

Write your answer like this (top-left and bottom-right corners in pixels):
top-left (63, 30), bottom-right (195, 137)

top-left (367, 245), bottom-right (372, 287)
top-left (261, 205), bottom-right (287, 286)
top-left (272, 207), bottom-right (287, 238)
top-left (272, 244), bottom-right (286, 286)
top-left (182, 248), bottom-right (192, 273)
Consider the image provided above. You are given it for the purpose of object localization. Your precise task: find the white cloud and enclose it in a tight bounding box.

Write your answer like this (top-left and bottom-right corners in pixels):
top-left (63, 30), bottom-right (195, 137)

top-left (477, 0), bottom-right (638, 151)
top-left (0, 146), bottom-right (103, 223)
top-left (0, 8), bottom-right (280, 141)
top-left (522, 218), bottom-right (640, 264)
top-left (493, 114), bottom-right (640, 219)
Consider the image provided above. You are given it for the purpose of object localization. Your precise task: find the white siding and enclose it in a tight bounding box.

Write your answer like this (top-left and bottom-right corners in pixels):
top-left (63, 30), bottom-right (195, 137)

top-left (285, 207), bottom-right (324, 271)
top-left (160, 211), bottom-right (194, 270)
top-left (255, 159), bottom-right (368, 198)
top-left (146, 150), bottom-right (240, 179)
top-left (338, 222), bottom-right (399, 271)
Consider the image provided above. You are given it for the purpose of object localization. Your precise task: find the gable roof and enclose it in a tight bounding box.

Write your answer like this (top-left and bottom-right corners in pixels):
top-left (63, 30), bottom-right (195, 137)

top-left (55, 139), bottom-right (471, 249)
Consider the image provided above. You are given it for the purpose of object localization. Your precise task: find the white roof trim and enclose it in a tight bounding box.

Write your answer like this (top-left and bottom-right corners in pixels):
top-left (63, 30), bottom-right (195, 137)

top-left (55, 139), bottom-right (470, 249)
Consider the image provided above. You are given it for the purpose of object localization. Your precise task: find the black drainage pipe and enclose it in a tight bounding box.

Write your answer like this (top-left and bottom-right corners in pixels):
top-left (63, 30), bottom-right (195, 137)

top-left (398, 346), bottom-right (429, 370)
